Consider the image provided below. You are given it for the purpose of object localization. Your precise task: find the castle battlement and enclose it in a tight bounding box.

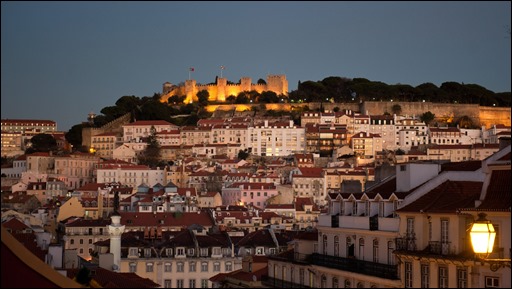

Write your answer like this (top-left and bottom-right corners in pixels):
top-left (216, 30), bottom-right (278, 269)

top-left (161, 74), bottom-right (288, 104)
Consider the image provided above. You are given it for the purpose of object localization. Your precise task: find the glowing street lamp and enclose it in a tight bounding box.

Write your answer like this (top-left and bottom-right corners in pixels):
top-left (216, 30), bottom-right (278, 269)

top-left (469, 213), bottom-right (496, 254)
top-left (469, 213), bottom-right (510, 271)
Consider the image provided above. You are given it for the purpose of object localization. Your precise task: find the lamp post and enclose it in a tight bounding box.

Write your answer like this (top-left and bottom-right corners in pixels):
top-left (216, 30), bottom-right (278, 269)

top-left (469, 213), bottom-right (511, 271)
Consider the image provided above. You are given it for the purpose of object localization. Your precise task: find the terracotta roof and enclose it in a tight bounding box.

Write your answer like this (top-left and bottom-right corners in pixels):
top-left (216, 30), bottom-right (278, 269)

top-left (475, 169), bottom-right (511, 211)
top-left (2, 218), bottom-right (30, 231)
top-left (11, 232), bottom-right (47, 261)
top-left (294, 229), bottom-right (318, 241)
top-left (397, 181), bottom-right (483, 213)
top-left (66, 267), bottom-right (159, 288)
top-left (498, 152), bottom-right (511, 161)
top-left (229, 266), bottom-right (268, 282)
top-left (120, 211), bottom-right (214, 228)
top-left (441, 161), bottom-right (481, 172)
top-left (236, 229), bottom-right (276, 247)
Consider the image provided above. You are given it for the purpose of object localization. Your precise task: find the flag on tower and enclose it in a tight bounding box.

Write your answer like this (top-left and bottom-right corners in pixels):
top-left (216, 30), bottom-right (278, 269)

top-left (189, 67), bottom-right (195, 72)
top-left (220, 65), bottom-right (225, 70)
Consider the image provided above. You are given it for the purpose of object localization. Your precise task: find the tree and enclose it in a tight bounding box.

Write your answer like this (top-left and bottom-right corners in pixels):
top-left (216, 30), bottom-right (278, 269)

top-left (65, 124), bottom-right (83, 150)
top-left (168, 95), bottom-right (186, 104)
top-left (420, 111), bottom-right (435, 126)
top-left (257, 78), bottom-right (267, 85)
top-left (197, 90), bottom-right (209, 107)
top-left (137, 126), bottom-right (161, 167)
top-left (226, 95), bottom-right (236, 104)
top-left (238, 149), bottom-right (250, 160)
top-left (75, 266), bottom-right (91, 286)
top-left (391, 104), bottom-right (402, 115)
top-left (27, 133), bottom-right (57, 153)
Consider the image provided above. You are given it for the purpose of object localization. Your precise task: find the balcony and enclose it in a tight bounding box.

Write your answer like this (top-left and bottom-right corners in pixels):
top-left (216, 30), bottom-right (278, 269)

top-left (317, 214), bottom-right (398, 231)
top-left (428, 241), bottom-right (451, 255)
top-left (310, 253), bottom-right (399, 280)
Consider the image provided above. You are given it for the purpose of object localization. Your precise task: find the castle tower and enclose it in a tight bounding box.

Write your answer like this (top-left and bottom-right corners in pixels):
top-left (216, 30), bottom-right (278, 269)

top-left (185, 79), bottom-right (197, 103)
top-left (266, 75), bottom-right (288, 96)
top-left (240, 77), bottom-right (251, 92)
top-left (162, 82), bottom-right (173, 95)
top-left (217, 77), bottom-right (227, 102)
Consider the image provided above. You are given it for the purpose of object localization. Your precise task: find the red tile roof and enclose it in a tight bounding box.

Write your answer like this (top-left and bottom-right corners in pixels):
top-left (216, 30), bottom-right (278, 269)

top-left (120, 211), bottom-right (214, 228)
top-left (475, 169), bottom-right (511, 211)
top-left (397, 181), bottom-right (483, 213)
top-left (66, 267), bottom-right (159, 288)
top-left (2, 218), bottom-right (30, 231)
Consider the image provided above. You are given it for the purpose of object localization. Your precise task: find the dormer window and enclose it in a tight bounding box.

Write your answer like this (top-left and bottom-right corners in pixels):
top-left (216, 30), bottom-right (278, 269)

top-left (187, 248), bottom-right (195, 256)
top-left (176, 247), bottom-right (185, 257)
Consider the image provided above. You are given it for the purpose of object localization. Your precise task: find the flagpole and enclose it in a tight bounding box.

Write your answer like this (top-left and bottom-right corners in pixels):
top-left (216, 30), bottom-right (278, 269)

top-left (221, 66), bottom-right (223, 78)
top-left (189, 68), bottom-right (191, 80)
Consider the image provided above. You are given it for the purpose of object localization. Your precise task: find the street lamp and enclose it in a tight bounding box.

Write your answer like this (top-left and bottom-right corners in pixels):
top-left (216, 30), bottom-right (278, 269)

top-left (469, 213), bottom-right (511, 271)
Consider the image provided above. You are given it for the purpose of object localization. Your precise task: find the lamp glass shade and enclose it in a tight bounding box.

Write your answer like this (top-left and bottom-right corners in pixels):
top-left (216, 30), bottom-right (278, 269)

top-left (470, 222), bottom-right (496, 254)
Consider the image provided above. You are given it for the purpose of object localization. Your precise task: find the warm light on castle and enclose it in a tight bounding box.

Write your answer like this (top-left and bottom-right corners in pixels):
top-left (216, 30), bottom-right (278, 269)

top-left (160, 74), bottom-right (288, 104)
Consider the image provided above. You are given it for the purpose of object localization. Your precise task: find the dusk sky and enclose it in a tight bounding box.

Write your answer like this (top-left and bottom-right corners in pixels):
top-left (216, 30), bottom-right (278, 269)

top-left (2, 1), bottom-right (510, 132)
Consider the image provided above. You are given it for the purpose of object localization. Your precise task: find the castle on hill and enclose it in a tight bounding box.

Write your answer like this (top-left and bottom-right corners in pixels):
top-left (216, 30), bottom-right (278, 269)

top-left (161, 74), bottom-right (288, 104)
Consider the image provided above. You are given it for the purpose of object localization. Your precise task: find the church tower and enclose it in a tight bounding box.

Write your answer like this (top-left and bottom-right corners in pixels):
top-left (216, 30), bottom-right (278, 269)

top-left (107, 191), bottom-right (125, 271)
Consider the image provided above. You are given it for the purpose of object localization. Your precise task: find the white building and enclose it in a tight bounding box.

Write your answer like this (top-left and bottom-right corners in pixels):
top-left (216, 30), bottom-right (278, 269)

top-left (248, 120), bottom-right (305, 157)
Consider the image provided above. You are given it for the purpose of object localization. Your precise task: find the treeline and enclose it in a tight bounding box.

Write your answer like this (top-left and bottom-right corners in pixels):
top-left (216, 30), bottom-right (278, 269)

top-left (288, 77), bottom-right (511, 107)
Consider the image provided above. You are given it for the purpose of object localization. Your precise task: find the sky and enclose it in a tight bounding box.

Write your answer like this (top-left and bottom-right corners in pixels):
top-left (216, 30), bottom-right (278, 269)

top-left (2, 1), bottom-right (511, 132)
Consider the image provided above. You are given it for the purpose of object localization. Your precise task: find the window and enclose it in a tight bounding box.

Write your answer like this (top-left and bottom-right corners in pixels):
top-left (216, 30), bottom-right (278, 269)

top-left (334, 236), bottom-right (340, 257)
top-left (201, 262), bottom-right (208, 272)
top-left (164, 279), bottom-right (172, 288)
top-left (345, 279), bottom-right (351, 288)
top-left (129, 262), bottom-right (137, 273)
top-left (457, 267), bottom-right (467, 288)
top-left (323, 235), bottom-right (328, 255)
top-left (70, 239), bottom-right (74, 245)
top-left (189, 261), bottom-right (196, 272)
top-left (80, 239), bottom-right (84, 244)
top-left (144, 248), bottom-right (151, 258)
top-left (88, 239), bottom-right (92, 244)
top-left (129, 248), bottom-right (137, 256)
top-left (213, 262), bottom-right (220, 272)
top-left (405, 262), bottom-right (413, 288)
top-left (225, 261), bottom-right (232, 271)
top-left (485, 277), bottom-right (499, 288)
top-left (176, 247), bottom-right (185, 256)
top-left (299, 268), bottom-right (305, 286)
top-left (176, 279), bottom-right (184, 288)
top-left (200, 248), bottom-right (208, 256)
top-left (346, 237), bottom-right (354, 257)
top-left (189, 279), bottom-right (196, 288)
top-left (439, 266), bottom-right (448, 288)
top-left (441, 219), bottom-right (449, 244)
top-left (359, 238), bottom-right (365, 260)
top-left (388, 241), bottom-right (395, 265)
top-left (421, 264), bottom-right (429, 288)
top-left (333, 277), bottom-right (339, 288)
top-left (201, 279), bottom-right (208, 288)
top-left (177, 262), bottom-right (184, 272)
top-left (321, 275), bottom-right (327, 288)
top-left (146, 262), bottom-right (153, 272)
top-left (357, 282), bottom-right (364, 288)
top-left (187, 248), bottom-right (195, 256)
top-left (164, 262), bottom-right (172, 272)
top-left (373, 239), bottom-right (379, 263)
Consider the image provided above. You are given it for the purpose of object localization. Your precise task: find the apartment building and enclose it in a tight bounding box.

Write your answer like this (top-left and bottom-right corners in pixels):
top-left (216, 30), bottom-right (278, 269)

top-left (247, 120), bottom-right (305, 157)
top-left (394, 145), bottom-right (510, 288)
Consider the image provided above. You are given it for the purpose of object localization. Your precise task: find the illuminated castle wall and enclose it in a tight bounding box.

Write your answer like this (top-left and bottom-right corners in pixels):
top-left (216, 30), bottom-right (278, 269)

top-left (161, 75), bottom-right (288, 104)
